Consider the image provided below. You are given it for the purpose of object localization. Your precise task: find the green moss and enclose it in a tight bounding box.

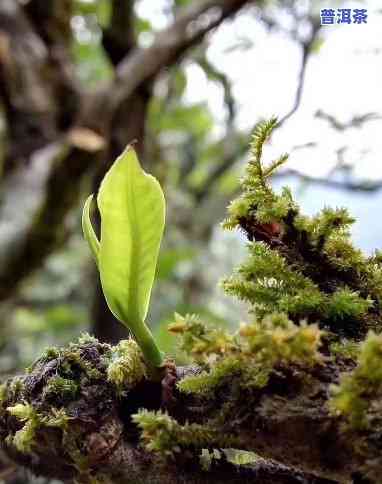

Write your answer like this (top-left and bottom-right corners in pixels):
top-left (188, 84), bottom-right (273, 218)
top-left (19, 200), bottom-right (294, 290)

top-left (8, 378), bottom-right (24, 401)
top-left (11, 420), bottom-right (38, 453)
top-left (325, 288), bottom-right (373, 321)
top-left (223, 449), bottom-right (259, 466)
top-left (330, 331), bottom-right (382, 429)
top-left (64, 343), bottom-right (103, 381)
top-left (41, 407), bottom-right (72, 429)
top-left (43, 376), bottom-right (79, 400)
top-left (177, 357), bottom-right (242, 395)
top-left (220, 118), bottom-right (382, 338)
top-left (240, 317), bottom-right (323, 366)
top-left (6, 403), bottom-right (39, 453)
top-left (222, 242), bottom-right (325, 320)
top-left (77, 332), bottom-right (99, 345)
top-left (43, 346), bottom-right (60, 360)
top-left (27, 346), bottom-right (60, 373)
top-left (330, 339), bottom-right (360, 360)
top-left (168, 313), bottom-right (234, 364)
top-left (0, 383), bottom-right (7, 404)
top-left (199, 448), bottom-right (222, 471)
top-left (172, 313), bottom-right (323, 399)
top-left (107, 339), bottom-right (147, 394)
top-left (132, 410), bottom-right (237, 457)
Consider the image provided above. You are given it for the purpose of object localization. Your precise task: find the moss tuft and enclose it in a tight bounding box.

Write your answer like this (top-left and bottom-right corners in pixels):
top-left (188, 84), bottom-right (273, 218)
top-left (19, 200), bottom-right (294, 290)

top-left (0, 337), bottom-right (131, 480)
top-left (330, 331), bottom-right (382, 429)
top-left (177, 357), bottom-right (242, 395)
top-left (168, 313), bottom-right (234, 364)
top-left (132, 409), bottom-right (237, 457)
top-left (107, 339), bottom-right (147, 394)
top-left (330, 339), bottom-right (360, 361)
top-left (221, 118), bottom-right (382, 339)
top-left (0, 383), bottom-right (7, 405)
top-left (6, 403), bottom-right (39, 453)
top-left (172, 312), bottom-right (323, 398)
top-left (199, 448), bottom-right (222, 471)
top-left (43, 376), bottom-right (79, 401)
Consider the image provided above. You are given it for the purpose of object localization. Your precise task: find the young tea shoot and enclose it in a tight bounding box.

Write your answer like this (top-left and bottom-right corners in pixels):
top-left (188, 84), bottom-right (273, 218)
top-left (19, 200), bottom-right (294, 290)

top-left (82, 146), bottom-right (165, 368)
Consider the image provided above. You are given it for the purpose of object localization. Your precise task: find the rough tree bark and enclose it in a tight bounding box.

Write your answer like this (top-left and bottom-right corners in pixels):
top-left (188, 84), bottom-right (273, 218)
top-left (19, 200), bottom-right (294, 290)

top-left (0, 335), bottom-right (377, 484)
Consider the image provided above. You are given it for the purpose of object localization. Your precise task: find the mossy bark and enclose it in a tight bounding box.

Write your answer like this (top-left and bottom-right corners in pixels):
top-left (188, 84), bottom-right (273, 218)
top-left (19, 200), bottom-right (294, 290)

top-left (0, 337), bottom-right (380, 483)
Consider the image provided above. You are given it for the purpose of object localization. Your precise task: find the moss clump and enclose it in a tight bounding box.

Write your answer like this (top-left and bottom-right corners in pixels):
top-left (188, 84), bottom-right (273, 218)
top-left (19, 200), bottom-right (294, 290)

top-left (132, 409), bottom-right (237, 457)
top-left (222, 118), bottom-right (381, 339)
top-left (177, 357), bottom-right (244, 396)
top-left (107, 339), bottom-right (147, 394)
top-left (199, 448), bottom-right (222, 471)
top-left (330, 339), bottom-right (360, 361)
top-left (6, 403), bottom-right (39, 453)
top-left (0, 383), bottom-right (7, 405)
top-left (330, 331), bottom-right (382, 429)
top-left (43, 376), bottom-right (79, 401)
top-left (171, 312), bottom-right (323, 397)
top-left (168, 313), bottom-right (234, 364)
top-left (0, 335), bottom-right (152, 482)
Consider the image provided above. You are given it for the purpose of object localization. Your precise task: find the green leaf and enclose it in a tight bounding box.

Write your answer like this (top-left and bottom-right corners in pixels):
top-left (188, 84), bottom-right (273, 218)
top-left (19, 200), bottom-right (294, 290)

top-left (82, 194), bottom-right (100, 267)
top-left (97, 146), bottom-right (166, 328)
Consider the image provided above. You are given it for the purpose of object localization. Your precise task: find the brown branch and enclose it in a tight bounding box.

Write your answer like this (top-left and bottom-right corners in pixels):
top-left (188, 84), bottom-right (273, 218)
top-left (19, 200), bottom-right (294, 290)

top-left (272, 168), bottom-right (382, 193)
top-left (0, 0), bottom-right (59, 170)
top-left (102, 0), bottom-right (136, 65)
top-left (0, 340), bottom-right (351, 483)
top-left (23, 0), bottom-right (73, 48)
top-left (315, 109), bottom-right (382, 131)
top-left (0, 337), bottom-right (377, 483)
top-left (196, 51), bottom-right (236, 126)
top-left (278, 17), bottom-right (321, 128)
top-left (23, 0), bottom-right (81, 130)
top-left (82, 0), bottom-right (253, 129)
top-left (193, 134), bottom-right (248, 203)
top-left (0, 129), bottom-right (105, 302)
top-left (183, 12), bottom-right (321, 204)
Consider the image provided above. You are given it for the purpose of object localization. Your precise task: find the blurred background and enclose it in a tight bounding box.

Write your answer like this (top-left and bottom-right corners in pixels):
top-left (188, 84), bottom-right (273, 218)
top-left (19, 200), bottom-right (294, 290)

top-left (0, 0), bottom-right (381, 390)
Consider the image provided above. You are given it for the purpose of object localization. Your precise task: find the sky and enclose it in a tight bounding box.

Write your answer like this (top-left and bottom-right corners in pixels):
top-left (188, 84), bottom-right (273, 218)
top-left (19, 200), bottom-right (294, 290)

top-left (139, 0), bottom-right (382, 253)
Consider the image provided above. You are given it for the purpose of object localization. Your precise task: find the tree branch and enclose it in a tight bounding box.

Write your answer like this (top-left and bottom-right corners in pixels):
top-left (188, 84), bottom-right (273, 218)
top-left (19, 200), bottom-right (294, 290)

top-left (272, 168), bottom-right (382, 193)
top-left (315, 109), bottom-right (382, 131)
top-left (196, 50), bottom-right (236, 126)
top-left (0, 0), bottom-right (59, 170)
top-left (0, 337), bottom-right (377, 483)
top-left (82, 0), bottom-right (252, 129)
top-left (0, 129), bottom-right (105, 302)
top-left (23, 0), bottom-right (80, 130)
top-left (278, 17), bottom-right (321, 127)
top-left (193, 134), bottom-right (248, 203)
top-left (102, 0), bottom-right (136, 65)
top-left (0, 338), bottom-right (354, 483)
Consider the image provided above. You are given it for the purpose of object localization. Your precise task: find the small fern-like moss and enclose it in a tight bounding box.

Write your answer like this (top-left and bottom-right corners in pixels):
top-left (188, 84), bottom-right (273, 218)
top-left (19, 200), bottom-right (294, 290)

top-left (132, 410), bottom-right (238, 457)
top-left (178, 357), bottom-right (242, 395)
top-left (171, 312), bottom-right (323, 400)
top-left (168, 313), bottom-right (234, 364)
top-left (221, 118), bottom-right (381, 339)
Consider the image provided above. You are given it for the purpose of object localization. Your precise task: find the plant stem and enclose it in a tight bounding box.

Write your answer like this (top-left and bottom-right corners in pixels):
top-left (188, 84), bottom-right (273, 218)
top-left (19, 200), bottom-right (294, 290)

top-left (131, 321), bottom-right (164, 372)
